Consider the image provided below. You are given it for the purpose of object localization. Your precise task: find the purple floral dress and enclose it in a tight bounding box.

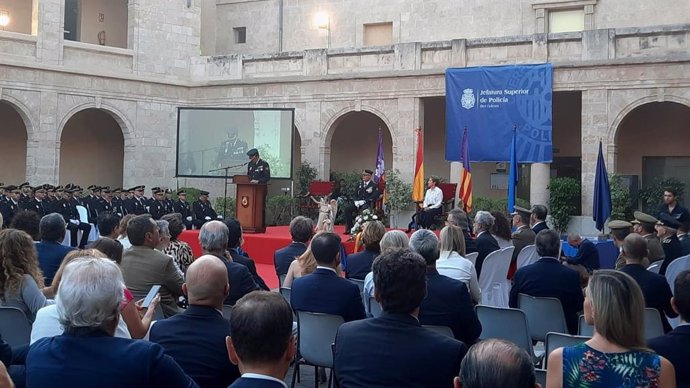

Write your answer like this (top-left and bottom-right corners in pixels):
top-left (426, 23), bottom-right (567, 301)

top-left (562, 343), bottom-right (661, 387)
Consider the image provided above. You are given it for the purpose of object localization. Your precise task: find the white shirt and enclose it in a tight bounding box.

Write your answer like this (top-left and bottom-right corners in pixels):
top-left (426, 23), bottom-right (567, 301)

top-left (423, 187), bottom-right (443, 209)
top-left (241, 373), bottom-right (288, 388)
top-left (31, 304), bottom-right (131, 344)
top-left (436, 251), bottom-right (482, 303)
top-left (316, 265), bottom-right (338, 274)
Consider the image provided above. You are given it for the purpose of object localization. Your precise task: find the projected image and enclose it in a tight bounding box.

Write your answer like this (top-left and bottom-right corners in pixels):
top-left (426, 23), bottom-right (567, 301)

top-left (177, 108), bottom-right (294, 178)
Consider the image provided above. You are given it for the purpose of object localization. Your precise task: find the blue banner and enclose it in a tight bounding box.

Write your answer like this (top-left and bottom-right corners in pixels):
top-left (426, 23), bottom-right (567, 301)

top-left (445, 64), bottom-right (553, 162)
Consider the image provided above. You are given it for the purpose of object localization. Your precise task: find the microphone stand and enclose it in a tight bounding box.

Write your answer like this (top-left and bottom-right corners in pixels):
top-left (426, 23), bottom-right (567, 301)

top-left (209, 162), bottom-right (249, 218)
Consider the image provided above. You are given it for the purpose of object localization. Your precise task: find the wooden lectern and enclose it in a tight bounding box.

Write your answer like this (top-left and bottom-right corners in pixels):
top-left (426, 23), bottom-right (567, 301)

top-left (233, 175), bottom-right (267, 233)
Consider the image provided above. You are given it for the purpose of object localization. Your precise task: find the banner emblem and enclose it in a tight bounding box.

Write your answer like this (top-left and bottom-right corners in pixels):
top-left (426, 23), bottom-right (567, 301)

top-left (241, 196), bottom-right (249, 207)
top-left (461, 89), bottom-right (476, 110)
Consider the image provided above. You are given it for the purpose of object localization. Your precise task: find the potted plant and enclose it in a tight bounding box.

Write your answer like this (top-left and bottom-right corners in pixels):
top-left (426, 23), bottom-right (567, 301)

top-left (547, 177), bottom-right (581, 235)
top-left (384, 169), bottom-right (414, 228)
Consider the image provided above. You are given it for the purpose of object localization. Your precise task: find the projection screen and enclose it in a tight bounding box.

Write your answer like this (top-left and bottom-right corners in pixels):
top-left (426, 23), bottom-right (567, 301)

top-left (176, 108), bottom-right (295, 179)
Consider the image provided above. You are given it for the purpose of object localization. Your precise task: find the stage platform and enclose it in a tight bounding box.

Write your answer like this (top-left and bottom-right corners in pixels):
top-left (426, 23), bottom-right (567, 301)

top-left (178, 225), bottom-right (362, 289)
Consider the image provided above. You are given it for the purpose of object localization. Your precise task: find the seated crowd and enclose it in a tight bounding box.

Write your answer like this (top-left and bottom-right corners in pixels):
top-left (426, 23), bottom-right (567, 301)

top-left (0, 182), bottom-right (689, 388)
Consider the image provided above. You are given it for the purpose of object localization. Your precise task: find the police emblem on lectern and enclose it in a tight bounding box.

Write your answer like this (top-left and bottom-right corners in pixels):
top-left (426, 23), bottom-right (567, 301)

top-left (461, 89), bottom-right (476, 110)
top-left (241, 196), bottom-right (249, 207)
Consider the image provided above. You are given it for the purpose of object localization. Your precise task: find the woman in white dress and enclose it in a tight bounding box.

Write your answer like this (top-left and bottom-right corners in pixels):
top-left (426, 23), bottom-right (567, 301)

top-left (436, 225), bottom-right (481, 303)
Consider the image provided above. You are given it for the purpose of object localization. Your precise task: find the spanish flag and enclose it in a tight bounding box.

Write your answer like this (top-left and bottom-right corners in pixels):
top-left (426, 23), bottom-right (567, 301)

top-left (459, 127), bottom-right (472, 212)
top-left (412, 128), bottom-right (425, 202)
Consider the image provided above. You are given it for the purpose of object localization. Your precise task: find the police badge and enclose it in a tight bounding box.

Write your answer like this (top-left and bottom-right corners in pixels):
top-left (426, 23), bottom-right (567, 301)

top-left (461, 88), bottom-right (476, 110)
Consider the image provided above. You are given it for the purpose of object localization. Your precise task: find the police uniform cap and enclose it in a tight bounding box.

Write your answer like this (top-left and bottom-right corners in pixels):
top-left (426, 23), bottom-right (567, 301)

top-left (45, 184), bottom-right (55, 192)
top-left (133, 185), bottom-right (145, 191)
top-left (55, 185), bottom-right (64, 192)
top-left (102, 186), bottom-right (112, 193)
top-left (511, 206), bottom-right (531, 216)
top-left (87, 185), bottom-right (97, 191)
top-left (113, 188), bottom-right (122, 193)
top-left (177, 189), bottom-right (187, 196)
top-left (607, 220), bottom-right (632, 230)
top-left (0, 183), bottom-right (4, 189)
top-left (658, 214), bottom-right (682, 229)
top-left (153, 187), bottom-right (164, 195)
top-left (165, 188), bottom-right (173, 194)
top-left (33, 186), bottom-right (45, 193)
top-left (363, 169), bottom-right (373, 175)
top-left (64, 187), bottom-right (75, 194)
top-left (199, 190), bottom-right (210, 196)
top-left (246, 148), bottom-right (259, 157)
top-left (19, 182), bottom-right (30, 189)
top-left (632, 211), bottom-right (658, 225)
top-left (5, 185), bottom-right (18, 192)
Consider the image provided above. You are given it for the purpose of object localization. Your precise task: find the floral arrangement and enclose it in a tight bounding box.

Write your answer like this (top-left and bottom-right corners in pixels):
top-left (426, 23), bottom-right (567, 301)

top-left (350, 209), bottom-right (378, 235)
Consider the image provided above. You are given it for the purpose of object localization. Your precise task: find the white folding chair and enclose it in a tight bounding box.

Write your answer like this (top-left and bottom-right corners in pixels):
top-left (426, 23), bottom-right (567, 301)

top-left (465, 252), bottom-right (479, 266)
top-left (647, 262), bottom-right (661, 274)
top-left (280, 287), bottom-right (292, 305)
top-left (578, 315), bottom-right (594, 337)
top-left (644, 308), bottom-right (665, 340)
top-left (478, 246), bottom-right (514, 307)
top-left (518, 293), bottom-right (568, 342)
top-left (76, 205), bottom-right (99, 242)
top-left (423, 325), bottom-right (454, 338)
top-left (291, 311), bottom-right (344, 388)
top-left (665, 255), bottom-right (690, 291)
top-left (535, 369), bottom-right (547, 387)
top-left (367, 296), bottom-right (383, 318)
top-left (0, 307), bottom-right (32, 347)
top-left (221, 305), bottom-right (233, 321)
top-left (544, 332), bottom-right (589, 368)
top-left (516, 245), bottom-right (538, 269)
top-left (476, 305), bottom-right (539, 362)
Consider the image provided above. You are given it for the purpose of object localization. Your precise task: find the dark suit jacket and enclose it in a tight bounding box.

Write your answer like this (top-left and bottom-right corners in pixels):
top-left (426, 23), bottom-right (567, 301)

top-left (229, 250), bottom-right (269, 291)
top-left (149, 305), bottom-right (240, 388)
top-left (509, 257), bottom-right (584, 334)
top-left (274, 242), bottom-right (307, 277)
top-left (419, 269), bottom-right (482, 345)
top-left (334, 312), bottom-right (466, 388)
top-left (566, 239), bottom-right (600, 271)
top-left (230, 376), bottom-right (286, 388)
top-left (475, 232), bottom-right (500, 278)
top-left (531, 221), bottom-right (548, 235)
top-left (463, 229), bottom-right (477, 254)
top-left (291, 268), bottom-right (365, 322)
top-left (221, 257), bottom-right (260, 306)
top-left (26, 329), bottom-right (199, 388)
top-left (345, 249), bottom-right (379, 280)
top-left (35, 241), bottom-right (75, 286)
top-left (0, 334), bottom-right (10, 366)
top-left (620, 264), bottom-right (677, 333)
top-left (660, 234), bottom-right (684, 275)
top-left (648, 325), bottom-right (690, 388)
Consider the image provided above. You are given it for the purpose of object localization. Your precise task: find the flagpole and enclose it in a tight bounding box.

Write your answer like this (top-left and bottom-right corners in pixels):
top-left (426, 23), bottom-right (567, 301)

top-left (508, 125), bottom-right (517, 213)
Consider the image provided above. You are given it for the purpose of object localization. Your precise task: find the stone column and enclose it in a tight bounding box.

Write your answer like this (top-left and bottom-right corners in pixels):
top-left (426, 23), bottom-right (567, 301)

top-left (581, 90), bottom-right (609, 216)
top-left (394, 97), bottom-right (423, 182)
top-left (36, 0), bottom-right (63, 64)
top-left (530, 163), bottom-right (550, 206)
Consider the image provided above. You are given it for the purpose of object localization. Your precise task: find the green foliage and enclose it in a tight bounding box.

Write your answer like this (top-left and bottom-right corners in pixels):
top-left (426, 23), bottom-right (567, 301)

top-left (330, 170), bottom-right (362, 198)
top-left (471, 197), bottom-right (530, 218)
top-left (256, 144), bottom-right (289, 178)
top-left (639, 176), bottom-right (685, 214)
top-left (174, 187), bottom-right (202, 203)
top-left (548, 177), bottom-right (581, 232)
top-left (267, 195), bottom-right (297, 226)
top-left (213, 197), bottom-right (236, 219)
top-left (384, 169), bottom-right (414, 212)
top-left (609, 174), bottom-right (633, 221)
top-left (296, 161), bottom-right (318, 194)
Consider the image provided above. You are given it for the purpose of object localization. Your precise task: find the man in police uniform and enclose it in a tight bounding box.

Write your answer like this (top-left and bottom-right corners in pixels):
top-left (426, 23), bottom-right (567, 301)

top-left (19, 182), bottom-right (32, 206)
top-left (164, 188), bottom-right (174, 214)
top-left (246, 148), bottom-right (271, 184)
top-left (149, 187), bottom-right (168, 220)
top-left (58, 187), bottom-right (92, 249)
top-left (95, 187), bottom-right (115, 216)
top-left (125, 185), bottom-right (148, 215)
top-left (632, 211), bottom-right (665, 264)
top-left (344, 169), bottom-right (380, 234)
top-left (216, 128), bottom-right (248, 169)
top-left (657, 214), bottom-right (684, 275)
top-left (173, 189), bottom-right (193, 229)
top-left (191, 190), bottom-right (221, 229)
top-left (611, 219), bottom-right (635, 270)
top-left (111, 188), bottom-right (126, 217)
top-left (0, 185), bottom-right (20, 227)
top-left (22, 185), bottom-right (48, 218)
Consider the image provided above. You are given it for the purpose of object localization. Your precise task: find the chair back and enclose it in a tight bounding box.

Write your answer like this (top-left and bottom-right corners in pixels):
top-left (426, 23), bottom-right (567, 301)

top-left (279, 287), bottom-right (291, 305)
top-left (309, 181), bottom-right (335, 197)
top-left (0, 307), bottom-right (32, 347)
top-left (348, 278), bottom-right (365, 295)
top-left (665, 254), bottom-right (690, 292)
top-left (76, 205), bottom-right (89, 223)
top-left (544, 332), bottom-right (589, 368)
top-left (578, 315), bottom-right (594, 337)
top-left (516, 245), bottom-right (538, 269)
top-left (368, 296), bottom-right (383, 318)
top-left (296, 311), bottom-right (344, 368)
top-left (423, 325), bottom-right (454, 338)
top-left (438, 183), bottom-right (458, 211)
top-left (476, 305), bottom-right (534, 358)
top-left (465, 252), bottom-right (478, 266)
top-left (279, 274), bottom-right (287, 288)
top-left (478, 246), bottom-right (514, 307)
top-left (534, 369), bottom-right (547, 387)
top-left (644, 308), bottom-right (665, 339)
top-left (647, 262), bottom-right (661, 274)
top-left (518, 293), bottom-right (568, 342)
top-left (221, 305), bottom-right (233, 320)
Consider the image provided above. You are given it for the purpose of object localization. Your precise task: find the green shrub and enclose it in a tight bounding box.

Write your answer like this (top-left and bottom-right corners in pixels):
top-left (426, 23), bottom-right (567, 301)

top-left (296, 161), bottom-right (318, 195)
top-left (214, 197), bottom-right (236, 219)
top-left (639, 176), bottom-right (685, 214)
top-left (173, 187), bottom-right (202, 203)
top-left (267, 195), bottom-right (297, 226)
top-left (609, 174), bottom-right (633, 221)
top-left (548, 177), bottom-right (581, 232)
top-left (384, 169), bottom-right (414, 212)
top-left (471, 197), bottom-right (530, 218)
top-left (330, 170), bottom-right (362, 199)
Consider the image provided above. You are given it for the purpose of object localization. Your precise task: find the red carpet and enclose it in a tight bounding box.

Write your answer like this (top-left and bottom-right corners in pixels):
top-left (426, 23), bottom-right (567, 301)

top-left (178, 225), bottom-right (361, 289)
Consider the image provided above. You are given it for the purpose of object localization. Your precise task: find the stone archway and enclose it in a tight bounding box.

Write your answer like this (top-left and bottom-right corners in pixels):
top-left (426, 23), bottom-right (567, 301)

top-left (0, 101), bottom-right (29, 183)
top-left (59, 108), bottom-right (125, 187)
top-left (326, 110), bottom-right (393, 175)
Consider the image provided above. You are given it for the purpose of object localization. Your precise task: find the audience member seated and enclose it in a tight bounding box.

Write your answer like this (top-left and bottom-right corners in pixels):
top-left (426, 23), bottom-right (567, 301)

top-left (291, 232), bottom-right (365, 322)
top-left (546, 270), bottom-right (675, 388)
top-left (156, 219), bottom-right (173, 254)
top-left (26, 257), bottom-right (199, 388)
top-left (619, 234), bottom-right (677, 333)
top-left (416, 176), bottom-right (444, 230)
top-left (346, 221), bottom-right (384, 280)
top-left (473, 211), bottom-right (500, 278)
top-left (224, 219), bottom-right (269, 291)
top-left (116, 214), bottom-right (136, 250)
top-left (509, 229), bottom-right (583, 334)
top-left (161, 213), bottom-right (194, 274)
top-left (411, 229), bottom-right (481, 345)
top-left (362, 230), bottom-right (409, 298)
top-left (447, 208), bottom-right (477, 254)
top-left (334, 248), bottom-right (466, 387)
top-left (679, 222), bottom-right (690, 255)
top-left (226, 291), bottom-right (296, 388)
top-left (562, 233), bottom-right (600, 285)
top-left (35, 213), bottom-right (75, 286)
top-left (121, 215), bottom-right (184, 317)
top-left (97, 211), bottom-right (122, 240)
top-left (490, 211), bottom-right (513, 249)
top-left (200, 221), bottom-right (258, 306)
top-left (657, 214), bottom-right (684, 275)
top-left (530, 205), bottom-right (549, 234)
top-left (9, 211), bottom-right (40, 241)
top-left (436, 225), bottom-right (481, 304)
top-left (283, 247), bottom-right (317, 289)
top-left (508, 206), bottom-right (536, 279)
top-left (0, 229), bottom-right (49, 323)
top-left (274, 216), bottom-right (313, 278)
top-left (609, 220), bottom-right (634, 270)
top-left (649, 270), bottom-right (690, 388)
top-left (150, 255), bottom-right (240, 388)
top-left (456, 339), bottom-right (539, 388)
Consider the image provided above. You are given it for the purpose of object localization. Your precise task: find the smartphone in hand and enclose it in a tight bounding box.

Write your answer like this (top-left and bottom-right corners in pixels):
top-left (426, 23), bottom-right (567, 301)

top-left (142, 285), bottom-right (161, 309)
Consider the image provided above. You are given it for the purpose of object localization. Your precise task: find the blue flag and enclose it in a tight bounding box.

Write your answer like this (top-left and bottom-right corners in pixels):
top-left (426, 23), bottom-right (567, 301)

top-left (593, 141), bottom-right (612, 231)
top-left (508, 128), bottom-right (518, 213)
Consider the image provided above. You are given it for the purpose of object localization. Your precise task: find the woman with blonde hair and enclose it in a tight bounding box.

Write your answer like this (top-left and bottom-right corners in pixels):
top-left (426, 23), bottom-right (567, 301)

top-left (546, 270), bottom-right (675, 388)
top-left (436, 225), bottom-right (480, 303)
top-left (116, 214), bottom-right (136, 249)
top-left (282, 246), bottom-right (318, 288)
top-left (346, 221), bottom-right (385, 280)
top-left (0, 229), bottom-right (49, 322)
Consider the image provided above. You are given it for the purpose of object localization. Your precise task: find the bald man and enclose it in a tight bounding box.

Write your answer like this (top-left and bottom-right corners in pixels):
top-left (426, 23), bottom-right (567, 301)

top-left (149, 255), bottom-right (240, 388)
top-left (458, 339), bottom-right (540, 388)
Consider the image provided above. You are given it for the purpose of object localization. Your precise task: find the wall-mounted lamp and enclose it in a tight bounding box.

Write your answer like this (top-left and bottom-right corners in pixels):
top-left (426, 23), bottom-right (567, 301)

top-left (315, 11), bottom-right (330, 49)
top-left (0, 10), bottom-right (10, 30)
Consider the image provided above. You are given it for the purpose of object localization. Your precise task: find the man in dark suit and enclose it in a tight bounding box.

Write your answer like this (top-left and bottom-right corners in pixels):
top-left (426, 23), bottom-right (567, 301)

top-left (530, 205), bottom-right (549, 234)
top-left (563, 233), bottom-right (600, 285)
top-left (35, 213), bottom-right (75, 286)
top-left (150, 255), bottom-right (240, 388)
top-left (334, 248), bottom-right (466, 388)
top-left (447, 208), bottom-right (477, 254)
top-left (344, 169), bottom-right (380, 234)
top-left (510, 229), bottom-right (584, 334)
top-left (508, 206), bottom-right (536, 279)
top-left (224, 218), bottom-right (269, 291)
top-left (226, 292), bottom-right (296, 388)
top-left (192, 190), bottom-right (220, 229)
top-left (410, 229), bottom-right (482, 345)
top-left (649, 269), bottom-right (690, 388)
top-left (200, 221), bottom-right (259, 306)
top-left (291, 233), bottom-right (365, 322)
top-left (473, 210), bottom-right (500, 278)
top-left (274, 216), bottom-right (312, 278)
top-left (657, 214), bottom-right (685, 275)
top-left (620, 234), bottom-right (677, 333)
